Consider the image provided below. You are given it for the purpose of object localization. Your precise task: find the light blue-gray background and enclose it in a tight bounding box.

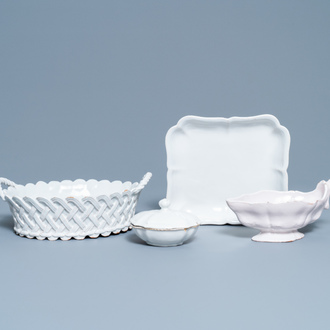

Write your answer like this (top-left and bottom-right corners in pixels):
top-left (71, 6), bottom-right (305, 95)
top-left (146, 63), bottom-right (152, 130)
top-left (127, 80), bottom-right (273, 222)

top-left (1, 1), bottom-right (329, 329)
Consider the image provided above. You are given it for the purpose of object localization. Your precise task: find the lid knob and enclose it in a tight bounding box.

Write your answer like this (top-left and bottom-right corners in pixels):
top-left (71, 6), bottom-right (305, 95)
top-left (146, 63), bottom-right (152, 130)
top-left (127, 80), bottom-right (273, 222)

top-left (159, 199), bottom-right (170, 209)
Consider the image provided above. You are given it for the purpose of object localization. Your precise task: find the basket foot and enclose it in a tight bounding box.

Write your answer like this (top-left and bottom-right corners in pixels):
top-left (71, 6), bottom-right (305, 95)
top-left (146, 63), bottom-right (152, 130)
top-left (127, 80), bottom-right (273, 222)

top-left (74, 235), bottom-right (86, 240)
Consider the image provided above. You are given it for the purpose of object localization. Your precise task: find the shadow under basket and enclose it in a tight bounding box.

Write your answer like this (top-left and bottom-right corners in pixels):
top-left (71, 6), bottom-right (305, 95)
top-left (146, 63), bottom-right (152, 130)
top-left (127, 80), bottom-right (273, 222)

top-left (0, 173), bottom-right (152, 241)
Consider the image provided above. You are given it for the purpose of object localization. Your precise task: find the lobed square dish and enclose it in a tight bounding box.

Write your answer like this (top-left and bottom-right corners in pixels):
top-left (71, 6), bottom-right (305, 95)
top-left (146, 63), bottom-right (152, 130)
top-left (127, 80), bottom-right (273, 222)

top-left (165, 114), bottom-right (290, 225)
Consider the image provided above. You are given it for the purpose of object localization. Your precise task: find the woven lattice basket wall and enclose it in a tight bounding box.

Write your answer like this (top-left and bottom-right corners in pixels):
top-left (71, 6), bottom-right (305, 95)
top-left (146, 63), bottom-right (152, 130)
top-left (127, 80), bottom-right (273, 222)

top-left (0, 173), bottom-right (152, 241)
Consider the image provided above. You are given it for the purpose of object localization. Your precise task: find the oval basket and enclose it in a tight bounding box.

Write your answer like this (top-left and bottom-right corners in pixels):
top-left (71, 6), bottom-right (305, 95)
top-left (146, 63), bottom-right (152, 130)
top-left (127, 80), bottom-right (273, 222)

top-left (0, 173), bottom-right (152, 241)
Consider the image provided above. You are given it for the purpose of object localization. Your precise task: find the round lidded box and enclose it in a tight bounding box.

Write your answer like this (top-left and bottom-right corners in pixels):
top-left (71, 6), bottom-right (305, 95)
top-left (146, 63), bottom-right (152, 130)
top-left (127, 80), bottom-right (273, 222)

top-left (130, 199), bottom-right (200, 247)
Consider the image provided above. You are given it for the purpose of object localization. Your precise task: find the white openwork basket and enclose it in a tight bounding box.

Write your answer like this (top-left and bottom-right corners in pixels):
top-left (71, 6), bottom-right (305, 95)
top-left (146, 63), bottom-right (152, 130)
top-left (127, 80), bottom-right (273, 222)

top-left (0, 173), bottom-right (152, 241)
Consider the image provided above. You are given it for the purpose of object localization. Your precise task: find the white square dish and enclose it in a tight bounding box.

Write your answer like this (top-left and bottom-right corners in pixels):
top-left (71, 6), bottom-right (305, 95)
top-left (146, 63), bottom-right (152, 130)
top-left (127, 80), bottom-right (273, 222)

top-left (165, 114), bottom-right (290, 225)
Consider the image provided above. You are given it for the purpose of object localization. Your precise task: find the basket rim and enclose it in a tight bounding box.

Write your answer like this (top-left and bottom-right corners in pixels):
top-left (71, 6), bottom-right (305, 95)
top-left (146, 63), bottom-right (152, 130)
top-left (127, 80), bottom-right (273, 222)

top-left (4, 178), bottom-right (140, 200)
top-left (8, 178), bottom-right (138, 189)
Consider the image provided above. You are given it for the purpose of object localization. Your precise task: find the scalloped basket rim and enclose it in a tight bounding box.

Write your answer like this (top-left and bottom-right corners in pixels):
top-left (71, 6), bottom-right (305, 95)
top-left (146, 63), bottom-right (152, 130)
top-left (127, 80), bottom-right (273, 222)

top-left (8, 178), bottom-right (137, 189)
top-left (4, 178), bottom-right (140, 200)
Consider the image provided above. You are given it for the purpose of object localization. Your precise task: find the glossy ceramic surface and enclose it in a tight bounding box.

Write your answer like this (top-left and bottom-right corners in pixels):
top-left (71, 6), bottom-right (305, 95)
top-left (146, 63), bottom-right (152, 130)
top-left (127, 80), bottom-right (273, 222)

top-left (0, 173), bottom-right (152, 240)
top-left (165, 114), bottom-right (290, 225)
top-left (226, 181), bottom-right (330, 242)
top-left (131, 199), bottom-right (199, 247)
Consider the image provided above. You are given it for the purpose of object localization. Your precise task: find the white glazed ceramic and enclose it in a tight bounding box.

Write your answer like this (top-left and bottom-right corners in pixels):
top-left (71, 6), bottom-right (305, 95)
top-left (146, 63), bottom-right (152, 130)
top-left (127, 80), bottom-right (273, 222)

top-left (226, 180), bottom-right (330, 242)
top-left (131, 199), bottom-right (199, 247)
top-left (165, 114), bottom-right (290, 225)
top-left (0, 173), bottom-right (152, 240)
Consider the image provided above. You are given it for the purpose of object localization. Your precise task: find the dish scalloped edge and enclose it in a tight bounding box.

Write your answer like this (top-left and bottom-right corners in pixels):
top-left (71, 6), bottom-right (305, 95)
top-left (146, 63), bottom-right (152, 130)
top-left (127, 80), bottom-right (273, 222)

top-left (166, 114), bottom-right (290, 190)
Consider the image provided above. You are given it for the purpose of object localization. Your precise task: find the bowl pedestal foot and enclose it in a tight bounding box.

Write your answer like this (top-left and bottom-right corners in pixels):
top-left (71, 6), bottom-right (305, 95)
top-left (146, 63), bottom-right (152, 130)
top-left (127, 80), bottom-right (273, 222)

top-left (252, 230), bottom-right (304, 243)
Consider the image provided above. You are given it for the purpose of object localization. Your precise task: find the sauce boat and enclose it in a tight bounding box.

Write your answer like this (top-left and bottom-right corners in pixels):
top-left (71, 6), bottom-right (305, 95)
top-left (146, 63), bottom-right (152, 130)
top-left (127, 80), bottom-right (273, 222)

top-left (226, 181), bottom-right (330, 242)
